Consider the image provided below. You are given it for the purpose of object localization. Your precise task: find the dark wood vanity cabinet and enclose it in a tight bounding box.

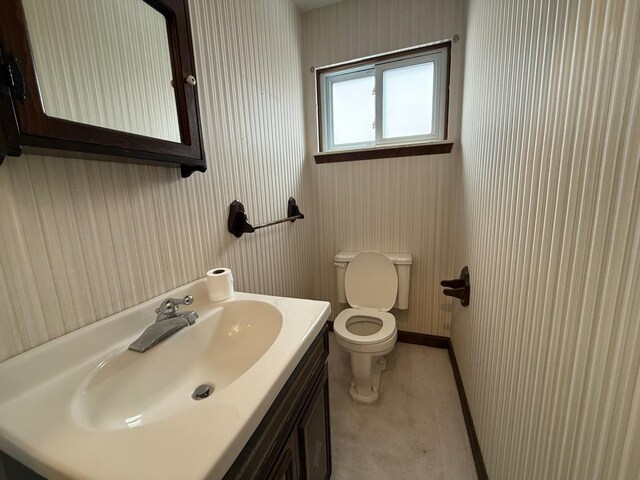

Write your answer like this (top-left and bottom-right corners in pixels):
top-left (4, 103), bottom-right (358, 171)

top-left (298, 371), bottom-right (331, 480)
top-left (267, 431), bottom-right (300, 480)
top-left (225, 325), bottom-right (332, 480)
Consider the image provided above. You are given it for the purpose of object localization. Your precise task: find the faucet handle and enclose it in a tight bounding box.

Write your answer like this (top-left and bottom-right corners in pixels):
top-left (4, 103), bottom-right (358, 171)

top-left (155, 296), bottom-right (194, 317)
top-left (169, 295), bottom-right (193, 306)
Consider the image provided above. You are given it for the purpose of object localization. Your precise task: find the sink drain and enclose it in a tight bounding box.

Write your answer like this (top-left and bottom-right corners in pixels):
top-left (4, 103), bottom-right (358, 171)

top-left (192, 384), bottom-right (214, 400)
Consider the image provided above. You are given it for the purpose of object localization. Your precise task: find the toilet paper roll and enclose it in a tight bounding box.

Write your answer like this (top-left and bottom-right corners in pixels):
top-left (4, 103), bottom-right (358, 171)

top-left (206, 268), bottom-right (234, 302)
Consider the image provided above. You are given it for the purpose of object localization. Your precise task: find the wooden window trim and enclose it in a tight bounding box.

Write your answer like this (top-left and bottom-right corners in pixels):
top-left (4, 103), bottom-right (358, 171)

top-left (314, 141), bottom-right (453, 164)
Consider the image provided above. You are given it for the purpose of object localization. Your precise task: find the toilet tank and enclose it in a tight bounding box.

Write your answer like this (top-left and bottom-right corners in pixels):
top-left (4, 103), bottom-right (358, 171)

top-left (334, 251), bottom-right (412, 309)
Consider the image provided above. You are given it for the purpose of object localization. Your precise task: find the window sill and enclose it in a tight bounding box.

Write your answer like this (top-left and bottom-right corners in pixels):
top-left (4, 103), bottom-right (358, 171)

top-left (314, 141), bottom-right (454, 164)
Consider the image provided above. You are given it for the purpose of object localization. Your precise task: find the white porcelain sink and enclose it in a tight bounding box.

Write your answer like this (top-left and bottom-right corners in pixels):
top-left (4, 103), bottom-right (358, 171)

top-left (73, 300), bottom-right (283, 431)
top-left (0, 279), bottom-right (330, 480)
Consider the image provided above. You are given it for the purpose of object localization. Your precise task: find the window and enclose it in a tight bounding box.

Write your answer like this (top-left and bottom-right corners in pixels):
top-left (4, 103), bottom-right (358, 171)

top-left (316, 43), bottom-right (451, 160)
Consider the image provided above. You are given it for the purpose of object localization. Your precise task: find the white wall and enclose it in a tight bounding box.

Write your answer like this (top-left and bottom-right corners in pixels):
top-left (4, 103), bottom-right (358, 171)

top-left (302, 0), bottom-right (465, 336)
top-left (0, 0), bottom-right (311, 361)
top-left (453, 0), bottom-right (640, 478)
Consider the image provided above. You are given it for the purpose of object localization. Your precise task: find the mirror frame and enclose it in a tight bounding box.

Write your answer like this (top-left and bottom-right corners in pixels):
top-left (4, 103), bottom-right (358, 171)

top-left (0, 0), bottom-right (206, 177)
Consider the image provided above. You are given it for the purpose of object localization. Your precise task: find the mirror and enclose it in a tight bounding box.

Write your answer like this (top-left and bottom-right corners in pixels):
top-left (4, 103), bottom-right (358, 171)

top-left (21, 0), bottom-right (181, 142)
top-left (0, 0), bottom-right (206, 177)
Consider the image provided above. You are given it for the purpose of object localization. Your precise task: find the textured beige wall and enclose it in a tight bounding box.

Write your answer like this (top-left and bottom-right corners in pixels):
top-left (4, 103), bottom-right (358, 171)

top-left (452, 0), bottom-right (640, 478)
top-left (301, 0), bottom-right (465, 336)
top-left (0, 0), bottom-right (311, 361)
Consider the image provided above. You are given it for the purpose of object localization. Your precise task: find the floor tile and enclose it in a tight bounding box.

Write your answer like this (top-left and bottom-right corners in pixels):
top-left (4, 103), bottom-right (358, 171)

top-left (328, 333), bottom-right (477, 480)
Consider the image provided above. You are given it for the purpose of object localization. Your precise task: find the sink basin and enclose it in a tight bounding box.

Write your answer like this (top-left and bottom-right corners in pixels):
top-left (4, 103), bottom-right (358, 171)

top-left (72, 300), bottom-right (282, 430)
top-left (0, 279), bottom-right (330, 480)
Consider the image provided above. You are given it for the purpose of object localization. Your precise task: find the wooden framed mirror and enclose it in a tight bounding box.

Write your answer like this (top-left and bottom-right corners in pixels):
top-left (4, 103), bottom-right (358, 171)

top-left (0, 0), bottom-right (206, 177)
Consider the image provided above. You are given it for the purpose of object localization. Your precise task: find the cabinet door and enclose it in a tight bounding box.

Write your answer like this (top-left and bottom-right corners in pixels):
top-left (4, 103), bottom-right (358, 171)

top-left (299, 366), bottom-right (331, 480)
top-left (267, 429), bottom-right (300, 480)
top-left (0, 0), bottom-right (207, 176)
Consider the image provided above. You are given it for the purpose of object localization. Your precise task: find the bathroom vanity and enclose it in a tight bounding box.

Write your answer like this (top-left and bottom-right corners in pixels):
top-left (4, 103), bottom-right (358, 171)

top-left (224, 324), bottom-right (331, 480)
top-left (0, 279), bottom-right (331, 479)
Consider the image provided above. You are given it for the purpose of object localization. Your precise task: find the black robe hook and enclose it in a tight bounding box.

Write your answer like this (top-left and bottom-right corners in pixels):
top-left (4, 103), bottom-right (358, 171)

top-left (441, 266), bottom-right (470, 307)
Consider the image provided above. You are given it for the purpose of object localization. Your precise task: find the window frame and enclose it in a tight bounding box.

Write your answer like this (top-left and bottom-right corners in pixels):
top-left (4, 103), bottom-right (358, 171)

top-left (315, 41), bottom-right (452, 162)
top-left (375, 49), bottom-right (446, 145)
top-left (323, 66), bottom-right (375, 151)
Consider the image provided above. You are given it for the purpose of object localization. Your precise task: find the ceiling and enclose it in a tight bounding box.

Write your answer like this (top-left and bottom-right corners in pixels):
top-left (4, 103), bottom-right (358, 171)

top-left (294, 0), bottom-right (345, 12)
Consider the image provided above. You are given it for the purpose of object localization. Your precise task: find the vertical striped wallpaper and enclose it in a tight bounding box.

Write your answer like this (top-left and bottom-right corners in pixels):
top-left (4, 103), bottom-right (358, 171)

top-left (0, 0), bottom-right (311, 362)
top-left (4, 5), bottom-right (638, 478)
top-left (452, 0), bottom-right (640, 478)
top-left (301, 0), bottom-right (465, 336)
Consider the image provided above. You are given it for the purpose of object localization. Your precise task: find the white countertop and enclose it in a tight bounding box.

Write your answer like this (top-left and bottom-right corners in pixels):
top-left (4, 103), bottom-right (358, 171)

top-left (0, 278), bottom-right (330, 479)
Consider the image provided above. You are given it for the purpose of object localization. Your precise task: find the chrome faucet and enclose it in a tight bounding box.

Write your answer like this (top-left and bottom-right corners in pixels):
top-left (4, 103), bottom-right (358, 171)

top-left (129, 296), bottom-right (198, 353)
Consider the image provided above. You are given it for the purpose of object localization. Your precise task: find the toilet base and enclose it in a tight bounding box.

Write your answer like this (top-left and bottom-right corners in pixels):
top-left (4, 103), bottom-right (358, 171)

top-left (349, 357), bottom-right (387, 403)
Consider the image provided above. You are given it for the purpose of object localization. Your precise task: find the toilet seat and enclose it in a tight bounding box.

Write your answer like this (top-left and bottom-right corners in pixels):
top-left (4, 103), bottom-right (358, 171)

top-left (334, 308), bottom-right (396, 345)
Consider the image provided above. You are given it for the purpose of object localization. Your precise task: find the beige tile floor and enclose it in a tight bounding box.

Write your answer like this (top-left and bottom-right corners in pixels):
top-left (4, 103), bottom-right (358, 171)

top-left (328, 333), bottom-right (477, 480)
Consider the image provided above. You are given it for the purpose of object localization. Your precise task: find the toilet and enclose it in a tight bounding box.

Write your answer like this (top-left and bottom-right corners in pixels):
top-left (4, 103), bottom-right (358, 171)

top-left (333, 251), bottom-right (412, 403)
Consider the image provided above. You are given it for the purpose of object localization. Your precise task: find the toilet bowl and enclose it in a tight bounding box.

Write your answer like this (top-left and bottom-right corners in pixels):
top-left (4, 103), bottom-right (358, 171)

top-left (334, 309), bottom-right (397, 403)
top-left (333, 251), bottom-right (410, 403)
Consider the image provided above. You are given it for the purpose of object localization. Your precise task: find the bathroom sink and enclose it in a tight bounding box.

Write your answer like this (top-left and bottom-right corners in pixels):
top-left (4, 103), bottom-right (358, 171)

top-left (73, 300), bottom-right (282, 430)
top-left (0, 279), bottom-right (330, 480)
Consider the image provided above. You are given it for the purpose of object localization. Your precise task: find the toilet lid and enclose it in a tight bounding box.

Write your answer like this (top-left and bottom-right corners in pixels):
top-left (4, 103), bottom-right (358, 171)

top-left (345, 251), bottom-right (398, 311)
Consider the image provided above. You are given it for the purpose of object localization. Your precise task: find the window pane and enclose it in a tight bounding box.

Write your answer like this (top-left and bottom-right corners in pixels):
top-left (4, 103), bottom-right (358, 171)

top-left (382, 62), bottom-right (434, 139)
top-left (331, 75), bottom-right (375, 146)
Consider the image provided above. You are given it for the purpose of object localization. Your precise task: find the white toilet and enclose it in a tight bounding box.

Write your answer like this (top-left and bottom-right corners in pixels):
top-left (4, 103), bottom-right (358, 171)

top-left (333, 251), bottom-right (412, 403)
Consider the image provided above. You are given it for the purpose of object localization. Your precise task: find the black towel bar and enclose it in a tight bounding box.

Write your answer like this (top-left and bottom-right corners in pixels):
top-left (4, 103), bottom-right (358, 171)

top-left (228, 197), bottom-right (304, 238)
